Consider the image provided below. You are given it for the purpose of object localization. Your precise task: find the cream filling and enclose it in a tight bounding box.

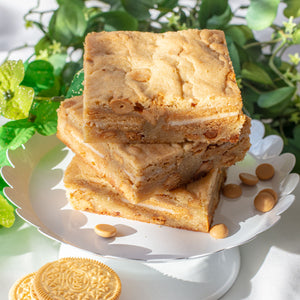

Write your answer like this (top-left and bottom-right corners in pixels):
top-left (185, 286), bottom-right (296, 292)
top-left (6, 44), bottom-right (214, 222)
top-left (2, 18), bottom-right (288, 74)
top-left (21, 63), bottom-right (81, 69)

top-left (169, 111), bottom-right (240, 126)
top-left (71, 131), bottom-right (105, 159)
top-left (136, 202), bottom-right (175, 214)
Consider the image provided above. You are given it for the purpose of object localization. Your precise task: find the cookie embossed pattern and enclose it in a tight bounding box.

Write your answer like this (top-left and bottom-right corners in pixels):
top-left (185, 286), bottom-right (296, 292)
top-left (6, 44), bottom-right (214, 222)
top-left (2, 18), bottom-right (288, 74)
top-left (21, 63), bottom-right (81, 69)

top-left (1, 120), bottom-right (299, 262)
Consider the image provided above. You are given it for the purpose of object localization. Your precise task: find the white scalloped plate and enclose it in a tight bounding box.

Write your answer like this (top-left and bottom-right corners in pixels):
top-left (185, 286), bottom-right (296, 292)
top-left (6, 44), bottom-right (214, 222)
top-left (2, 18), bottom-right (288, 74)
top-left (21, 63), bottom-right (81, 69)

top-left (2, 120), bottom-right (299, 262)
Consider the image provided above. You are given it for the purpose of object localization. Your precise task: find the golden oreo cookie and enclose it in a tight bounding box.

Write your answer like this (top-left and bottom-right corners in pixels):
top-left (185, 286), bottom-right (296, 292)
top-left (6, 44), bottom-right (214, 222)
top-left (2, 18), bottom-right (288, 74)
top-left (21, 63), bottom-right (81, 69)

top-left (9, 272), bottom-right (38, 300)
top-left (33, 257), bottom-right (121, 300)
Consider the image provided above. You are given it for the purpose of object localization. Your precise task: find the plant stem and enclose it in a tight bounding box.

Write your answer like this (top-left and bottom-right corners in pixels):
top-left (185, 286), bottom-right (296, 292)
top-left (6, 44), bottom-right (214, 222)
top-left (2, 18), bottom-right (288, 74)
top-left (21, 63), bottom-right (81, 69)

top-left (2, 44), bottom-right (34, 63)
top-left (269, 42), bottom-right (294, 87)
top-left (244, 38), bottom-right (282, 49)
top-left (242, 81), bottom-right (264, 94)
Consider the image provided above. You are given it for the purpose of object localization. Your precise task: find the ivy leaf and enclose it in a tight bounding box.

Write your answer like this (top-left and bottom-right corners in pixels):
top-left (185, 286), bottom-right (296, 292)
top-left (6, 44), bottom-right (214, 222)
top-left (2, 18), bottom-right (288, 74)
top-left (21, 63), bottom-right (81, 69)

top-left (30, 100), bottom-right (61, 136)
top-left (0, 149), bottom-right (10, 167)
top-left (198, 0), bottom-right (228, 28)
top-left (122, 0), bottom-right (156, 20)
top-left (98, 11), bottom-right (139, 31)
top-left (34, 36), bottom-right (52, 56)
top-left (48, 53), bottom-right (68, 76)
top-left (241, 87), bottom-right (259, 115)
top-left (241, 62), bottom-right (274, 86)
top-left (284, 125), bottom-right (300, 173)
top-left (283, 0), bottom-right (300, 18)
top-left (0, 195), bottom-right (15, 228)
top-left (0, 119), bottom-right (35, 151)
top-left (226, 37), bottom-right (241, 76)
top-left (22, 60), bottom-right (55, 92)
top-left (0, 60), bottom-right (34, 120)
top-left (157, 0), bottom-right (178, 9)
top-left (225, 25), bottom-right (254, 47)
top-left (206, 4), bottom-right (232, 29)
top-left (246, 0), bottom-right (280, 30)
top-left (257, 86), bottom-right (296, 118)
top-left (49, 0), bottom-right (87, 46)
top-left (257, 86), bottom-right (296, 108)
top-left (66, 69), bottom-right (84, 99)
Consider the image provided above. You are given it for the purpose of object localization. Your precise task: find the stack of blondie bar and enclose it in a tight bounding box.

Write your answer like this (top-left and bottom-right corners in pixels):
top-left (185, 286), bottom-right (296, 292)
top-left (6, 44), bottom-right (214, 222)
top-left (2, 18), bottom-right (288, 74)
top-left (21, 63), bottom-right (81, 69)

top-left (57, 29), bottom-right (251, 232)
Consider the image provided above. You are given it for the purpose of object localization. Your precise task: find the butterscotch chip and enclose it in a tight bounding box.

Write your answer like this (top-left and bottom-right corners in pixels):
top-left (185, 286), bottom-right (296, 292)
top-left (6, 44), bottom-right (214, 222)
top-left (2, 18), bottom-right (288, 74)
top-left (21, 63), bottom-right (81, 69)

top-left (260, 188), bottom-right (278, 202)
top-left (254, 191), bottom-right (276, 212)
top-left (239, 172), bottom-right (259, 186)
top-left (255, 163), bottom-right (275, 180)
top-left (94, 224), bottom-right (117, 238)
top-left (210, 224), bottom-right (229, 239)
top-left (204, 129), bottom-right (218, 139)
top-left (9, 272), bottom-right (37, 300)
top-left (110, 99), bottom-right (134, 114)
top-left (222, 184), bottom-right (242, 198)
top-left (33, 257), bottom-right (121, 300)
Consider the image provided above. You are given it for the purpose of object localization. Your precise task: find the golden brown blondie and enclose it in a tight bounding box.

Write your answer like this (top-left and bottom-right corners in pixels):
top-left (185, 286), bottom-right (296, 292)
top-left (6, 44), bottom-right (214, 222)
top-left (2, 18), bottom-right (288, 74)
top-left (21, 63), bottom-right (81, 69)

top-left (83, 29), bottom-right (247, 143)
top-left (64, 156), bottom-right (226, 232)
top-left (57, 96), bottom-right (250, 203)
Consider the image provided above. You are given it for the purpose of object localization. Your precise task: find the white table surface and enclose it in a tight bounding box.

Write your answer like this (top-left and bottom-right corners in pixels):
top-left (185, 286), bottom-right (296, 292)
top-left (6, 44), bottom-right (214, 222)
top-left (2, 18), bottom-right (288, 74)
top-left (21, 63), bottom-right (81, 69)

top-left (1, 1), bottom-right (300, 299)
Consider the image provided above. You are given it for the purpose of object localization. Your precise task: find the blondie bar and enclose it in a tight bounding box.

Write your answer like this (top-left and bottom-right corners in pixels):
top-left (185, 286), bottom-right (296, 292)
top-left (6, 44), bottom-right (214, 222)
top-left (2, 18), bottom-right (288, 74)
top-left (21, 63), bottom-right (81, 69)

top-left (57, 96), bottom-right (250, 203)
top-left (64, 155), bottom-right (226, 232)
top-left (83, 29), bottom-right (247, 143)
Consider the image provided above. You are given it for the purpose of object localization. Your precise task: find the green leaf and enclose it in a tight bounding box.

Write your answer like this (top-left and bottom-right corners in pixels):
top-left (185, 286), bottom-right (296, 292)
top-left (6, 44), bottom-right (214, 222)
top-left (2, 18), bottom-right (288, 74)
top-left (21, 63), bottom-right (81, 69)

top-left (257, 86), bottom-right (296, 108)
top-left (48, 53), bottom-right (67, 76)
top-left (37, 76), bottom-right (61, 98)
top-left (30, 100), bottom-right (61, 136)
top-left (22, 60), bottom-right (55, 92)
top-left (0, 195), bottom-right (15, 228)
top-left (226, 37), bottom-right (241, 76)
top-left (198, 0), bottom-right (228, 28)
top-left (246, 0), bottom-right (280, 30)
top-left (284, 125), bottom-right (300, 173)
top-left (241, 86), bottom-right (259, 115)
top-left (0, 149), bottom-right (10, 167)
top-left (98, 11), bottom-right (139, 31)
top-left (241, 62), bottom-right (274, 86)
top-left (157, 0), bottom-right (178, 9)
top-left (34, 36), bottom-right (52, 56)
top-left (283, 0), bottom-right (300, 18)
top-left (66, 69), bottom-right (84, 99)
top-left (49, 1), bottom-right (87, 46)
top-left (0, 120), bottom-right (35, 151)
top-left (244, 39), bottom-right (263, 62)
top-left (0, 60), bottom-right (34, 120)
top-left (122, 0), bottom-right (156, 20)
top-left (100, 0), bottom-right (123, 10)
top-left (61, 62), bottom-right (82, 95)
top-left (206, 5), bottom-right (232, 29)
top-left (225, 25), bottom-right (254, 47)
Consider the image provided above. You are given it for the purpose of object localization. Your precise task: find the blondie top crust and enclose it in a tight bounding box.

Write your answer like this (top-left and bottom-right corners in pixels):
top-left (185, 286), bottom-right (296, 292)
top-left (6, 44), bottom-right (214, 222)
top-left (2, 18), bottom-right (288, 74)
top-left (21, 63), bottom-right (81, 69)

top-left (57, 96), bottom-right (250, 203)
top-left (83, 29), bottom-right (247, 143)
top-left (64, 155), bottom-right (226, 232)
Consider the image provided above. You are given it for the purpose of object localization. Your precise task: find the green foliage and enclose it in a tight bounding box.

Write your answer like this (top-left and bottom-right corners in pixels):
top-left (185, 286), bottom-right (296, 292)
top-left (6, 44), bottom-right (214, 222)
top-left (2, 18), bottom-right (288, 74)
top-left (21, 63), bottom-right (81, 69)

top-left (66, 69), bottom-right (84, 99)
top-left (283, 0), bottom-right (300, 18)
top-left (49, 0), bottom-right (87, 46)
top-left (241, 62), bottom-right (274, 86)
top-left (246, 0), bottom-right (280, 30)
top-left (22, 60), bottom-right (55, 92)
top-left (0, 0), bottom-right (299, 229)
